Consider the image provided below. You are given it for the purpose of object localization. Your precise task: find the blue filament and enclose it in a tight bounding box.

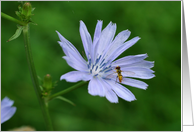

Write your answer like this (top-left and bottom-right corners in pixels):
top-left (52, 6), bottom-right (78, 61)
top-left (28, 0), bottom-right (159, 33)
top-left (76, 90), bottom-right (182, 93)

top-left (104, 68), bottom-right (113, 73)
top-left (95, 66), bottom-right (98, 71)
top-left (92, 65), bottom-right (94, 70)
top-left (100, 63), bottom-right (106, 69)
top-left (99, 59), bottom-right (105, 66)
top-left (95, 55), bottom-right (101, 65)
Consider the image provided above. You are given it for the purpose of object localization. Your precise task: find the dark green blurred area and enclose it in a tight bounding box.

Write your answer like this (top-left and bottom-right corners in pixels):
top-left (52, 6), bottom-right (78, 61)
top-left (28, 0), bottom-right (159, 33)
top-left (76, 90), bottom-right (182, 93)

top-left (1, 1), bottom-right (181, 131)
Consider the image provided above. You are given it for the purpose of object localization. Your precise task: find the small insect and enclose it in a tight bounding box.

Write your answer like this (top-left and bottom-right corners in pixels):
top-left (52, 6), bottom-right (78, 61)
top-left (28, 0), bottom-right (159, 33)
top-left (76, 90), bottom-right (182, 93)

top-left (115, 66), bottom-right (123, 83)
top-left (106, 66), bottom-right (135, 83)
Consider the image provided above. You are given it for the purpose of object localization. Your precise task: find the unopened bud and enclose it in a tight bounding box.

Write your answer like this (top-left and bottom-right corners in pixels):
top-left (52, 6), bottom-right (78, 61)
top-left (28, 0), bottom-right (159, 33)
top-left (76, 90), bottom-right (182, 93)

top-left (22, 2), bottom-right (32, 18)
top-left (42, 74), bottom-right (53, 90)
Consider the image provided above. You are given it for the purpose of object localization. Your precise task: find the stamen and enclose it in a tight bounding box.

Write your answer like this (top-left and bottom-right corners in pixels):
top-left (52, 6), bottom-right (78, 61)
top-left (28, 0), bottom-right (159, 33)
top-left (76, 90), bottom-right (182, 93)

top-left (99, 58), bottom-right (105, 66)
top-left (92, 65), bottom-right (94, 70)
top-left (95, 66), bottom-right (98, 71)
top-left (102, 59), bottom-right (112, 69)
top-left (102, 77), bottom-right (111, 80)
top-left (104, 68), bottom-right (113, 73)
top-left (95, 55), bottom-right (101, 65)
top-left (87, 61), bottom-right (90, 69)
top-left (88, 58), bottom-right (91, 67)
top-left (94, 74), bottom-right (98, 76)
top-left (100, 62), bottom-right (106, 69)
top-left (99, 65), bottom-right (111, 72)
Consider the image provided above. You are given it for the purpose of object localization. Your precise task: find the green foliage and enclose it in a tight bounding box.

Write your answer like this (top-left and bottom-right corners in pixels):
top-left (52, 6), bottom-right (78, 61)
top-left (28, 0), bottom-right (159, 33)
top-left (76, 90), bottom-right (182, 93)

top-left (6, 2), bottom-right (36, 42)
top-left (55, 96), bottom-right (76, 106)
top-left (1, 1), bottom-right (181, 131)
top-left (7, 25), bottom-right (24, 42)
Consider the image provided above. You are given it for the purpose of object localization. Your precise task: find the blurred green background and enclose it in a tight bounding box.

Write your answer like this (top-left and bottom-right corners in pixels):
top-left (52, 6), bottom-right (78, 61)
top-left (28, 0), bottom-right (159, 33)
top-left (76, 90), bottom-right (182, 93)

top-left (1, 1), bottom-right (181, 131)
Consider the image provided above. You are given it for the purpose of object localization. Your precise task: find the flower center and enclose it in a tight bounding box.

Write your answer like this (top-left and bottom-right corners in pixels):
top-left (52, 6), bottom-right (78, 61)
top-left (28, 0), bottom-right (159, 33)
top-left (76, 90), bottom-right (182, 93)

top-left (87, 55), bottom-right (113, 77)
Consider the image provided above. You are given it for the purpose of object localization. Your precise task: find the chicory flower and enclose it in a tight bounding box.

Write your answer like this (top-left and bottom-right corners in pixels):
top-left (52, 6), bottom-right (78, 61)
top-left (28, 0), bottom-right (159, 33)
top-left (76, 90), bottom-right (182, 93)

top-left (56, 20), bottom-right (155, 103)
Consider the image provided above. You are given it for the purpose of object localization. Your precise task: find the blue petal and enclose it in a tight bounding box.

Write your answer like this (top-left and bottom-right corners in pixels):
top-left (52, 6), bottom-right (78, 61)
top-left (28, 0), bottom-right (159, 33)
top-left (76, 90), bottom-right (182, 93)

top-left (88, 77), bottom-right (105, 97)
top-left (121, 78), bottom-right (148, 89)
top-left (93, 20), bottom-right (103, 47)
top-left (105, 90), bottom-right (118, 103)
top-left (100, 79), bottom-right (118, 103)
top-left (62, 56), bottom-right (88, 71)
top-left (126, 60), bottom-right (154, 69)
top-left (57, 31), bottom-right (80, 56)
top-left (122, 67), bottom-right (155, 79)
top-left (103, 30), bottom-right (131, 61)
top-left (1, 106), bottom-right (16, 124)
top-left (92, 20), bottom-right (103, 63)
top-left (56, 31), bottom-right (87, 70)
top-left (1, 97), bottom-right (14, 109)
top-left (95, 21), bottom-right (116, 61)
top-left (112, 54), bottom-right (148, 67)
top-left (107, 80), bottom-right (136, 102)
top-left (1, 97), bottom-right (16, 124)
top-left (60, 71), bottom-right (92, 82)
top-left (79, 21), bottom-right (93, 60)
top-left (110, 36), bottom-right (141, 62)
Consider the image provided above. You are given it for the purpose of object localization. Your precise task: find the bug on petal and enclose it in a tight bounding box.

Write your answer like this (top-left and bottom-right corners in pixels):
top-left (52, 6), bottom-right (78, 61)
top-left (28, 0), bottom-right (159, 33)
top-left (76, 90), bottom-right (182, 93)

top-left (115, 66), bottom-right (123, 83)
top-left (115, 66), bottom-right (135, 83)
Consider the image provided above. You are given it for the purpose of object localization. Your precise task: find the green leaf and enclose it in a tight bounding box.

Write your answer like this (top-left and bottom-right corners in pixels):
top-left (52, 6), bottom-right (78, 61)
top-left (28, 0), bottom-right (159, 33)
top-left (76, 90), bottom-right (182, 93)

top-left (38, 76), bottom-right (43, 83)
top-left (29, 21), bottom-right (37, 25)
top-left (31, 7), bottom-right (36, 12)
top-left (15, 11), bottom-right (21, 19)
top-left (7, 26), bottom-right (24, 42)
top-left (39, 86), bottom-right (43, 91)
top-left (56, 96), bottom-right (76, 106)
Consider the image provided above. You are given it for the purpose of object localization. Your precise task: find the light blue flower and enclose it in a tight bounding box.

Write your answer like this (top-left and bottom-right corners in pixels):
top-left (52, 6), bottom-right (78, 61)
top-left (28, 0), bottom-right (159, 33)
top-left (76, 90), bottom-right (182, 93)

top-left (56, 20), bottom-right (155, 103)
top-left (1, 97), bottom-right (16, 123)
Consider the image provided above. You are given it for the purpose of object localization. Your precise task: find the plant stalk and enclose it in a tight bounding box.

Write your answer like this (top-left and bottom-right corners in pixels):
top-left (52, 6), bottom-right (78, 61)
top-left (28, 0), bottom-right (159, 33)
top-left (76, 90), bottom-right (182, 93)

top-left (47, 81), bottom-right (88, 102)
top-left (1, 12), bottom-right (26, 26)
top-left (23, 24), bottom-right (53, 131)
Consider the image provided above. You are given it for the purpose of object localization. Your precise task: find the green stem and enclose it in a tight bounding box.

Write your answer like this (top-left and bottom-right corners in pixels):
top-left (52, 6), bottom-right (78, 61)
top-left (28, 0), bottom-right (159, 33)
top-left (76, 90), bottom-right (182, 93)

top-left (47, 81), bottom-right (88, 102)
top-left (23, 24), bottom-right (53, 131)
top-left (1, 12), bottom-right (26, 26)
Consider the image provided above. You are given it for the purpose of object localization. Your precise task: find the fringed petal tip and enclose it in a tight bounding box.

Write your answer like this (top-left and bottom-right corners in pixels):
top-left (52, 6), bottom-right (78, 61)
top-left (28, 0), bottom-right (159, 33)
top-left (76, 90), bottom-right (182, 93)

top-left (137, 36), bottom-right (141, 39)
top-left (97, 20), bottom-right (103, 23)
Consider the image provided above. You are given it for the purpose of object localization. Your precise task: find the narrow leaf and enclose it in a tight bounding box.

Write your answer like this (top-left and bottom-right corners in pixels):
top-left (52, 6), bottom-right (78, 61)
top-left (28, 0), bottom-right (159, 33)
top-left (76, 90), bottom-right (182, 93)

top-left (7, 26), bottom-right (24, 42)
top-left (56, 96), bottom-right (76, 106)
top-left (29, 20), bottom-right (37, 25)
top-left (31, 7), bottom-right (36, 12)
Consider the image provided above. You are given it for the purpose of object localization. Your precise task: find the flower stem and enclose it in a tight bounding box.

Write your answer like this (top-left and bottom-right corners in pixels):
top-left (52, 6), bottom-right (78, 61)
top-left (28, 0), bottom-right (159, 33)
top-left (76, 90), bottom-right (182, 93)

top-left (23, 24), bottom-right (53, 131)
top-left (47, 81), bottom-right (88, 102)
top-left (1, 12), bottom-right (26, 26)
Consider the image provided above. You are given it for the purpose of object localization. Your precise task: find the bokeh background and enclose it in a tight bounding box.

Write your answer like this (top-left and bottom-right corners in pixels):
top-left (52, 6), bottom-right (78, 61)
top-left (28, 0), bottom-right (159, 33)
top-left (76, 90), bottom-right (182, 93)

top-left (1, 1), bottom-right (181, 131)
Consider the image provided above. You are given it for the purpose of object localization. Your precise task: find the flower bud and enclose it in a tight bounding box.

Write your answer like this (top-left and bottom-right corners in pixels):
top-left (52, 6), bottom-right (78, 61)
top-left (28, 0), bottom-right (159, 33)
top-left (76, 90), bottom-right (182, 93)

top-left (42, 74), bottom-right (53, 90)
top-left (22, 2), bottom-right (32, 18)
